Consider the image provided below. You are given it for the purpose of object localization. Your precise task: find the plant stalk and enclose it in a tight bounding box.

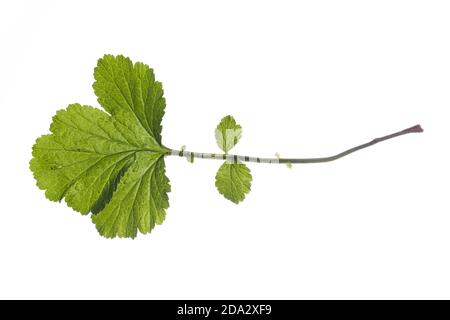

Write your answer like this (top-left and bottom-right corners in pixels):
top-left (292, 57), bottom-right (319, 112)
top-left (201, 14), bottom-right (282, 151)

top-left (168, 124), bottom-right (423, 164)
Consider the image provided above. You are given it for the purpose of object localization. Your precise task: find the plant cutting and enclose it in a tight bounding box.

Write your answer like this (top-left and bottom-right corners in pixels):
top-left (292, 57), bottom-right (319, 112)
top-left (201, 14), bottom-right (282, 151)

top-left (30, 54), bottom-right (423, 238)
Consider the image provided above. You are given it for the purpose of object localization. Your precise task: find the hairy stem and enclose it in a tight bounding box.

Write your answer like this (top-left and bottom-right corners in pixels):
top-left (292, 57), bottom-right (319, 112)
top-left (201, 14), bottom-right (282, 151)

top-left (167, 124), bottom-right (423, 164)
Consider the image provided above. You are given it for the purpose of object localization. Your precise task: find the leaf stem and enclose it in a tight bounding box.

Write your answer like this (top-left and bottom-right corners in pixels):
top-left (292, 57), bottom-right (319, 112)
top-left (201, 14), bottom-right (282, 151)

top-left (167, 124), bottom-right (423, 164)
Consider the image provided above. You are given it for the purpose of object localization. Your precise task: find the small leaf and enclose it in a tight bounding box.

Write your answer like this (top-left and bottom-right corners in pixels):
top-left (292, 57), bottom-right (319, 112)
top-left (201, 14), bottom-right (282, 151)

top-left (215, 115), bottom-right (242, 153)
top-left (215, 162), bottom-right (252, 203)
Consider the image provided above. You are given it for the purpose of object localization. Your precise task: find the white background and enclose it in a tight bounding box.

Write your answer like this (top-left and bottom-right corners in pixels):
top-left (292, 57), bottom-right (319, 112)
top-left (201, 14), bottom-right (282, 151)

top-left (0, 0), bottom-right (449, 299)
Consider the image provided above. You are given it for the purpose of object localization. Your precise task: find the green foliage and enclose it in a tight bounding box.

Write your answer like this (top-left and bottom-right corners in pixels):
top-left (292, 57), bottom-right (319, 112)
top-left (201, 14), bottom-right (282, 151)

top-left (215, 115), bottom-right (242, 153)
top-left (93, 54), bottom-right (166, 144)
top-left (31, 55), bottom-right (261, 238)
top-left (214, 116), bottom-right (252, 203)
top-left (30, 55), bottom-right (170, 239)
top-left (215, 162), bottom-right (252, 204)
top-left (32, 54), bottom-right (411, 238)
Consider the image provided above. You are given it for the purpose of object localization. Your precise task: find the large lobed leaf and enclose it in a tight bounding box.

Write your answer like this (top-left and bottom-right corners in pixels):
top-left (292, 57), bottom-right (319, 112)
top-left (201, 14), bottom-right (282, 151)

top-left (93, 54), bottom-right (166, 144)
top-left (30, 55), bottom-right (171, 239)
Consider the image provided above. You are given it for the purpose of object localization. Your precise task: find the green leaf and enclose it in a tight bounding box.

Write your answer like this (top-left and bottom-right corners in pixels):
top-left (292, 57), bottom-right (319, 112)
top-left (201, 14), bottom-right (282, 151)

top-left (92, 152), bottom-right (169, 238)
top-left (93, 54), bottom-right (166, 144)
top-left (215, 115), bottom-right (242, 153)
top-left (31, 54), bottom-right (171, 239)
top-left (215, 162), bottom-right (252, 204)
